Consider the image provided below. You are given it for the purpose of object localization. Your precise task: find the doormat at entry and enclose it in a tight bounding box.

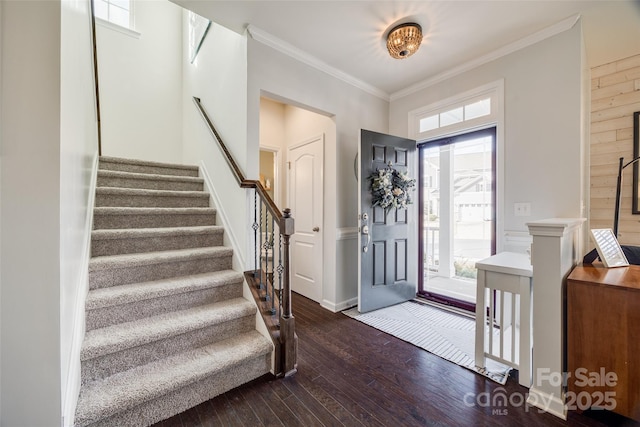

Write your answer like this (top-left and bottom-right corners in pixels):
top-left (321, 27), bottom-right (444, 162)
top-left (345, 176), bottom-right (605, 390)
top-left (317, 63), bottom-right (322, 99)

top-left (343, 299), bottom-right (511, 385)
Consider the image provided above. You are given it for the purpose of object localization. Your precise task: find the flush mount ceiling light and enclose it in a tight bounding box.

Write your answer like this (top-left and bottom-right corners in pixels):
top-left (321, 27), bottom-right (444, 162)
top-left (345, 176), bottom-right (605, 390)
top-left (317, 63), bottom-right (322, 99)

top-left (386, 23), bottom-right (423, 59)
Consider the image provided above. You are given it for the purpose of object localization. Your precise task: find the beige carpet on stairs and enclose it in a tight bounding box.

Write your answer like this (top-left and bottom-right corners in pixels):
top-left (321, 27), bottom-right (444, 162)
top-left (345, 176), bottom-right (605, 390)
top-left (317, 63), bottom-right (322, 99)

top-left (74, 156), bottom-right (273, 427)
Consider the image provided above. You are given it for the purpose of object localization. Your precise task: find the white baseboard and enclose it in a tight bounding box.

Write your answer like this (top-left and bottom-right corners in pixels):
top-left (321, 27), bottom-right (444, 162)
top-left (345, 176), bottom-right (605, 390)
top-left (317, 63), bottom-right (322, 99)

top-left (242, 279), bottom-right (276, 374)
top-left (321, 297), bottom-right (357, 313)
top-left (199, 161), bottom-right (246, 270)
top-left (526, 387), bottom-right (567, 420)
top-left (63, 151), bottom-right (99, 427)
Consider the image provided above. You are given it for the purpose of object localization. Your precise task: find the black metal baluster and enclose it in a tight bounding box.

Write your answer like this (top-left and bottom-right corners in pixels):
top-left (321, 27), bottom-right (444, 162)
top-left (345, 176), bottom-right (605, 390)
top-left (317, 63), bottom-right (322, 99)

top-left (263, 203), bottom-right (270, 302)
top-left (252, 190), bottom-right (260, 285)
top-left (277, 232), bottom-right (283, 321)
top-left (258, 197), bottom-right (264, 290)
top-left (270, 214), bottom-right (276, 314)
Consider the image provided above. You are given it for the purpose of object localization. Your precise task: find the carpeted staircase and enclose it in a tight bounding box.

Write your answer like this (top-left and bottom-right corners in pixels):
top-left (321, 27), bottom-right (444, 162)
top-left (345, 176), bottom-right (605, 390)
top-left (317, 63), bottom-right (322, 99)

top-left (74, 156), bottom-right (273, 427)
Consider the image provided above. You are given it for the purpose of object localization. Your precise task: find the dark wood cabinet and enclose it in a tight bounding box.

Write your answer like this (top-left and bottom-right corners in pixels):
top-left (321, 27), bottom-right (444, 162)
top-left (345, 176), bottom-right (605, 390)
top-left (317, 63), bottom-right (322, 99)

top-left (567, 265), bottom-right (640, 421)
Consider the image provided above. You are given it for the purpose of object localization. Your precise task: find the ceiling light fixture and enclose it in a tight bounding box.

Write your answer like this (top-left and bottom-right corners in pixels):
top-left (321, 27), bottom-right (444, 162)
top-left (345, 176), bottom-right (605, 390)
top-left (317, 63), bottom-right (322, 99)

top-left (386, 23), bottom-right (423, 59)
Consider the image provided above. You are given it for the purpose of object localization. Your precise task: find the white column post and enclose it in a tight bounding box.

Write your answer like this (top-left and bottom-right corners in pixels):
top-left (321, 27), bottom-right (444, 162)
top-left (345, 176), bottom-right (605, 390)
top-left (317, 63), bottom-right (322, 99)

top-left (526, 218), bottom-right (585, 419)
top-left (439, 146), bottom-right (454, 277)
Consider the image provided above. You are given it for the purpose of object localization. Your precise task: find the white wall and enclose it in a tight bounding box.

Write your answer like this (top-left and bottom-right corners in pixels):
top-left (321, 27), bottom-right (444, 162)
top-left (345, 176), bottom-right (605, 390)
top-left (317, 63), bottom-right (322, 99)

top-left (248, 38), bottom-right (389, 311)
top-left (0, 1), bottom-right (3, 421)
top-left (60, 0), bottom-right (100, 424)
top-left (582, 1), bottom-right (640, 69)
top-left (182, 19), bottom-right (249, 267)
top-left (97, 0), bottom-right (183, 163)
top-left (1, 2), bottom-right (63, 425)
top-left (390, 22), bottom-right (586, 250)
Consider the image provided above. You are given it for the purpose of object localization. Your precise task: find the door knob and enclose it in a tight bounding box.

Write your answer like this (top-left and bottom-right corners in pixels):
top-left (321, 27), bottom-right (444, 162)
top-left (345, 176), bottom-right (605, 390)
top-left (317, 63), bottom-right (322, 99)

top-left (312, 226), bottom-right (320, 232)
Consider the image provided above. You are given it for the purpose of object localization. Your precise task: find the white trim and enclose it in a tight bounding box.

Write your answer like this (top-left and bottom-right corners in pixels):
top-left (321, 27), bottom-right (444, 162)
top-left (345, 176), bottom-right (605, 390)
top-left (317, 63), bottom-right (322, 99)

top-left (95, 16), bottom-right (141, 39)
top-left (410, 79), bottom-right (505, 253)
top-left (336, 227), bottom-right (358, 240)
top-left (526, 218), bottom-right (585, 238)
top-left (408, 80), bottom-right (502, 141)
top-left (247, 25), bottom-right (389, 102)
top-left (526, 387), bottom-right (567, 420)
top-left (391, 14), bottom-right (580, 101)
top-left (199, 161), bottom-right (246, 270)
top-left (242, 280), bottom-right (276, 374)
top-left (248, 14), bottom-right (578, 104)
top-left (321, 297), bottom-right (358, 313)
top-left (62, 152), bottom-right (99, 427)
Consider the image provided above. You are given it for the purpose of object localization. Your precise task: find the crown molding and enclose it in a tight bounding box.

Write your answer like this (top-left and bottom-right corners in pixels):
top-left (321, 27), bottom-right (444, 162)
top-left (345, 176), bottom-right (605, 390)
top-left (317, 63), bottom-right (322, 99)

top-left (246, 24), bottom-right (390, 102)
top-left (390, 14), bottom-right (581, 102)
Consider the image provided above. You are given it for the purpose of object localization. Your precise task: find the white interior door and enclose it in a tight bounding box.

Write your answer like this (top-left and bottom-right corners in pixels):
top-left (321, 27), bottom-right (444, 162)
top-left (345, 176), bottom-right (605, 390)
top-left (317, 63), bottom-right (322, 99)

top-left (288, 134), bottom-right (324, 302)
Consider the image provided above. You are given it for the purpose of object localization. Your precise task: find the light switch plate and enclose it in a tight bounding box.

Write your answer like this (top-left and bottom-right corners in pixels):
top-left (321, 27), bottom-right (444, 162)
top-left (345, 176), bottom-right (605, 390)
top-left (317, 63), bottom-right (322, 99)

top-left (514, 202), bottom-right (531, 217)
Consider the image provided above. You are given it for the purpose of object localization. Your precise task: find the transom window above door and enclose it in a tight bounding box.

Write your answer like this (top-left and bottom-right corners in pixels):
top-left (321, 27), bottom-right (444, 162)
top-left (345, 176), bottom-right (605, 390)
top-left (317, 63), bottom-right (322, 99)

top-left (419, 97), bottom-right (492, 133)
top-left (408, 80), bottom-right (503, 142)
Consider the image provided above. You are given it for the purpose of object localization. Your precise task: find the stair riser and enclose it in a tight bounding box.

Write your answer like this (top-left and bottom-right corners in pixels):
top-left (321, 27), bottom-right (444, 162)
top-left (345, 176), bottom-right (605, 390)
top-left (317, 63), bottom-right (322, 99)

top-left (99, 162), bottom-right (199, 177)
top-left (86, 282), bottom-right (243, 331)
top-left (96, 193), bottom-right (209, 208)
top-left (97, 176), bottom-right (203, 192)
top-left (81, 354), bottom-right (270, 427)
top-left (91, 232), bottom-right (223, 257)
top-left (93, 212), bottom-right (216, 230)
top-left (89, 255), bottom-right (233, 289)
top-left (81, 315), bottom-right (255, 385)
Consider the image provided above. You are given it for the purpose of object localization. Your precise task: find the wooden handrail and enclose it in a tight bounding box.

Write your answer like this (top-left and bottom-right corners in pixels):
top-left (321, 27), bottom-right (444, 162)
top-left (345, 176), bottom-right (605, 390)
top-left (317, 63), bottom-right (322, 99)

top-left (193, 97), bottom-right (285, 226)
top-left (193, 96), bottom-right (296, 377)
top-left (89, 0), bottom-right (102, 156)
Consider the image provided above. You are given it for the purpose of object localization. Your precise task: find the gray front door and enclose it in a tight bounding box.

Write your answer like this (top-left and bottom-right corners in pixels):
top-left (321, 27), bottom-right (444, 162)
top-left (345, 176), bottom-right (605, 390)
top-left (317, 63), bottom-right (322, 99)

top-left (358, 129), bottom-right (417, 313)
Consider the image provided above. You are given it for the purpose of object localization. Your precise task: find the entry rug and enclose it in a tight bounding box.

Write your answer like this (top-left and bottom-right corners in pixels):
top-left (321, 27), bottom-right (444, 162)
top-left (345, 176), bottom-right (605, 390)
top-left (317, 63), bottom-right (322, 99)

top-left (343, 300), bottom-right (511, 385)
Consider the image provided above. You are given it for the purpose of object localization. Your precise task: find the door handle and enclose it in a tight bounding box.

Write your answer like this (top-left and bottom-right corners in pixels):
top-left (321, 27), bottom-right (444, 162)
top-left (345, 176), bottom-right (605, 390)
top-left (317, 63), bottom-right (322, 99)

top-left (362, 225), bottom-right (371, 253)
top-left (312, 226), bottom-right (320, 232)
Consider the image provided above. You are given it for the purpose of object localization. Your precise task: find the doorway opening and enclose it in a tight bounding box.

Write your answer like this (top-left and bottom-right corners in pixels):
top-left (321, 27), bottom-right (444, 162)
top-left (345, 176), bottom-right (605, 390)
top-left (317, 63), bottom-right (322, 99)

top-left (418, 127), bottom-right (496, 311)
top-left (259, 96), bottom-right (335, 303)
top-left (259, 148), bottom-right (278, 204)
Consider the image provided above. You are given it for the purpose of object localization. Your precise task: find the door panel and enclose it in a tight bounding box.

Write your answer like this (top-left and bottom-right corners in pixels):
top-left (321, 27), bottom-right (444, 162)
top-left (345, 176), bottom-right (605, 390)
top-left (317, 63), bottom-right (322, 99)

top-left (358, 129), bottom-right (417, 312)
top-left (288, 135), bottom-right (324, 302)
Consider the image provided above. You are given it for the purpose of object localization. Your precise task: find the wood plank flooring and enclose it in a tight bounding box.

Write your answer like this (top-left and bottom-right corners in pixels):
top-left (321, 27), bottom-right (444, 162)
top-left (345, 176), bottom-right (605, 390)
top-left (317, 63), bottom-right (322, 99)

top-left (153, 293), bottom-right (639, 427)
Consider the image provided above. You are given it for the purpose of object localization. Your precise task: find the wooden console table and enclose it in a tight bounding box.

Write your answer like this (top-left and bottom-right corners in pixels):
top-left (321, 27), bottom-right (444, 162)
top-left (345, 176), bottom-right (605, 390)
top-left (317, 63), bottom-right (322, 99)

top-left (567, 264), bottom-right (640, 421)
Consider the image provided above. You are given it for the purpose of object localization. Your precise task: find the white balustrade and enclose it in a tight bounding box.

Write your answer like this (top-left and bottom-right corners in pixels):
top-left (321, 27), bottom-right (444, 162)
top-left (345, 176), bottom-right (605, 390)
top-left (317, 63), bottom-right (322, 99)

top-left (475, 251), bottom-right (533, 387)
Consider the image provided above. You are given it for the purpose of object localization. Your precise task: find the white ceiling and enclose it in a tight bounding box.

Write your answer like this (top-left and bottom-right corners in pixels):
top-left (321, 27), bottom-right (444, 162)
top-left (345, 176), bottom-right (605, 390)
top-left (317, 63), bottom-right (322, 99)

top-left (175, 1), bottom-right (640, 98)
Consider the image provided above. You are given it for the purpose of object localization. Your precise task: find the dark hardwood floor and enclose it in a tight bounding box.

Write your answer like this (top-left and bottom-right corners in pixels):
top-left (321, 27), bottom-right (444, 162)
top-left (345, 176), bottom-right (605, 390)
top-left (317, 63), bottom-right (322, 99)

top-left (154, 293), bottom-right (639, 427)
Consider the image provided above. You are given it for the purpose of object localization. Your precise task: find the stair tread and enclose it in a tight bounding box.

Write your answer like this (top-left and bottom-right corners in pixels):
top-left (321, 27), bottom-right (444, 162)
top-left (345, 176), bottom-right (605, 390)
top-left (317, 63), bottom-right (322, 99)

top-left (80, 157), bottom-right (274, 426)
top-left (94, 207), bottom-right (216, 215)
top-left (81, 297), bottom-right (256, 360)
top-left (98, 169), bottom-right (204, 183)
top-left (86, 270), bottom-right (243, 310)
top-left (99, 156), bottom-right (199, 171)
top-left (92, 225), bottom-right (224, 240)
top-left (89, 247), bottom-right (233, 271)
top-left (96, 187), bottom-right (209, 198)
top-left (75, 331), bottom-right (272, 426)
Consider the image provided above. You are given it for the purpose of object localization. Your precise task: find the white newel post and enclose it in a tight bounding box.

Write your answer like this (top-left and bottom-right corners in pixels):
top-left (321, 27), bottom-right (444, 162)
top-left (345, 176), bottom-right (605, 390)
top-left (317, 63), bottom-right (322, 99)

top-left (525, 218), bottom-right (585, 419)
